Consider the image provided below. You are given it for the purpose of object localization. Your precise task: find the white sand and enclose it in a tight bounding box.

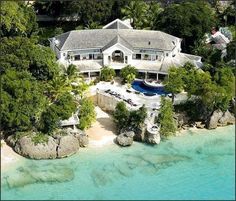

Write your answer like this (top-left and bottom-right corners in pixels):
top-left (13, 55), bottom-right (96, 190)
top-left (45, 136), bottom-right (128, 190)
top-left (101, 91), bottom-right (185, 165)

top-left (86, 106), bottom-right (117, 148)
top-left (1, 140), bottom-right (23, 171)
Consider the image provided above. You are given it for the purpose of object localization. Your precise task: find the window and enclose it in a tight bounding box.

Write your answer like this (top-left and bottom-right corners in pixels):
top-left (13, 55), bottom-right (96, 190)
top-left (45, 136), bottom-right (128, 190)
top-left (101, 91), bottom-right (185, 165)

top-left (89, 54), bottom-right (93, 60)
top-left (108, 56), bottom-right (111, 62)
top-left (74, 55), bottom-right (80, 60)
top-left (166, 53), bottom-right (169, 57)
top-left (135, 54), bottom-right (141, 60)
top-left (125, 56), bottom-right (128, 64)
top-left (156, 55), bottom-right (158, 60)
top-left (63, 53), bottom-right (66, 56)
top-left (94, 54), bottom-right (102, 60)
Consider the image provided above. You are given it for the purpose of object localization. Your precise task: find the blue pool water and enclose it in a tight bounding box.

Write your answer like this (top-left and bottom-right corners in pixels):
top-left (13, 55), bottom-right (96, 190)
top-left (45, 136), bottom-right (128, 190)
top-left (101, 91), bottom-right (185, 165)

top-left (1, 126), bottom-right (235, 200)
top-left (132, 80), bottom-right (168, 95)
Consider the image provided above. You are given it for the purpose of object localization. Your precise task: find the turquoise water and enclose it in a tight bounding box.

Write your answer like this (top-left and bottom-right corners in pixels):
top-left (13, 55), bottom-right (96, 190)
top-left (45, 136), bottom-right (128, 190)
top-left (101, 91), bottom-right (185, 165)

top-left (1, 126), bottom-right (235, 200)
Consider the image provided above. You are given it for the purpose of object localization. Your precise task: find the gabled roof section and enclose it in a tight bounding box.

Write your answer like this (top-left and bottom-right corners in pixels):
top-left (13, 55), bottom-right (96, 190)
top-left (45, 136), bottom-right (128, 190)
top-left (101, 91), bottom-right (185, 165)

top-left (49, 31), bottom-right (71, 50)
top-left (102, 35), bottom-right (133, 51)
top-left (103, 19), bottom-right (133, 29)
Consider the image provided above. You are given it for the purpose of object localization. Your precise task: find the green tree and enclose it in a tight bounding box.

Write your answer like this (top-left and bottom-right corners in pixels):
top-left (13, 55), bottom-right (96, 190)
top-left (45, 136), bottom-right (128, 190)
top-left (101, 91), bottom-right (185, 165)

top-left (78, 98), bottom-right (96, 130)
top-left (1, 69), bottom-right (46, 132)
top-left (0, 37), bottom-right (59, 81)
top-left (40, 92), bottom-right (77, 133)
top-left (129, 105), bottom-right (147, 129)
top-left (158, 97), bottom-right (177, 137)
top-left (225, 40), bottom-right (236, 63)
top-left (113, 102), bottom-right (130, 131)
top-left (154, 1), bottom-right (216, 52)
top-left (146, 2), bottom-right (164, 29)
top-left (0, 1), bottom-right (38, 37)
top-left (164, 67), bottom-right (185, 103)
top-left (120, 65), bottom-right (137, 83)
top-left (121, 0), bottom-right (148, 29)
top-left (100, 66), bottom-right (116, 81)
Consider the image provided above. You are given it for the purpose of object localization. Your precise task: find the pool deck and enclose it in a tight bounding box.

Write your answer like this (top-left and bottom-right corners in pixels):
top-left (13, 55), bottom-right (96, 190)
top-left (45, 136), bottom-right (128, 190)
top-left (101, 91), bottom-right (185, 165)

top-left (89, 80), bottom-right (188, 112)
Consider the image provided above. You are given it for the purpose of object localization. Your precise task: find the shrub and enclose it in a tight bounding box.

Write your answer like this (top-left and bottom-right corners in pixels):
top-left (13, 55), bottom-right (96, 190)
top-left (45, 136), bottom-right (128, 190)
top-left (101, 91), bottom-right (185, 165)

top-left (157, 97), bottom-right (177, 137)
top-left (113, 102), bottom-right (130, 131)
top-left (78, 98), bottom-right (96, 130)
top-left (100, 66), bottom-right (115, 81)
top-left (31, 132), bottom-right (49, 145)
top-left (113, 102), bottom-right (147, 132)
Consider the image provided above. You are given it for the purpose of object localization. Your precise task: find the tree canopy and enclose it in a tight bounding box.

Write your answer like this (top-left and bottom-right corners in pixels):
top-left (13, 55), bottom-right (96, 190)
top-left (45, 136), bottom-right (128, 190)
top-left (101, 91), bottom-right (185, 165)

top-left (0, 1), bottom-right (38, 37)
top-left (153, 1), bottom-right (216, 52)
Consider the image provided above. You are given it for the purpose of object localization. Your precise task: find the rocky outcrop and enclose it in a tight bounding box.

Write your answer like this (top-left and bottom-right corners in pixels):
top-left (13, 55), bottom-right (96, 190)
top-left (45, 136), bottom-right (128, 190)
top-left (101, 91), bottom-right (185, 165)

top-left (57, 135), bottom-right (79, 158)
top-left (116, 131), bottom-right (135, 146)
top-left (175, 112), bottom-right (191, 129)
top-left (195, 121), bottom-right (205, 129)
top-left (6, 128), bottom-right (88, 160)
top-left (14, 135), bottom-right (58, 159)
top-left (206, 110), bottom-right (235, 129)
top-left (145, 126), bottom-right (161, 144)
top-left (218, 110), bottom-right (235, 126)
top-left (133, 125), bottom-right (147, 142)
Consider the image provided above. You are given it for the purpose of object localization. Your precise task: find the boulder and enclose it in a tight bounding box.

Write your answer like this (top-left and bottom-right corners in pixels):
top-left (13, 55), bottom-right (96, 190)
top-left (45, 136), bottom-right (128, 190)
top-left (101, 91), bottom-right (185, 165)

top-left (14, 135), bottom-right (58, 159)
top-left (57, 135), bottom-right (79, 158)
top-left (145, 127), bottom-right (161, 144)
top-left (6, 135), bottom-right (17, 147)
top-left (146, 133), bottom-right (161, 144)
top-left (206, 110), bottom-right (224, 129)
top-left (175, 112), bottom-right (191, 128)
top-left (133, 126), bottom-right (146, 142)
top-left (124, 131), bottom-right (135, 138)
top-left (195, 121), bottom-right (205, 129)
top-left (67, 128), bottom-right (89, 147)
top-left (218, 110), bottom-right (235, 126)
top-left (116, 132), bottom-right (134, 146)
top-left (206, 110), bottom-right (235, 129)
top-left (78, 134), bottom-right (89, 147)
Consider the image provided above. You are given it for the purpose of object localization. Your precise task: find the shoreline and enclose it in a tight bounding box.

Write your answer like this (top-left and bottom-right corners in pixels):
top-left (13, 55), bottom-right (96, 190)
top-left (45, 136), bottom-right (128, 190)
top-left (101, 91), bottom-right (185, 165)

top-left (1, 120), bottom-right (234, 172)
top-left (1, 140), bottom-right (24, 172)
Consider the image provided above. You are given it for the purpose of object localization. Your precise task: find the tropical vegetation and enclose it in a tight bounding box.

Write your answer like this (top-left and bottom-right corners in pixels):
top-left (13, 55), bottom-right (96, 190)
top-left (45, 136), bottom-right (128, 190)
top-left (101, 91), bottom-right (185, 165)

top-left (113, 102), bottom-right (147, 132)
top-left (120, 65), bottom-right (137, 84)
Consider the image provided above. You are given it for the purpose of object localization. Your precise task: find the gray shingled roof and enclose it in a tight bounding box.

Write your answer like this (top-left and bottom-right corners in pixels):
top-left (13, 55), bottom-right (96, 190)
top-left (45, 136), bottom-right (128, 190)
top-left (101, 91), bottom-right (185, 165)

top-left (104, 20), bottom-right (131, 29)
top-left (101, 35), bottom-right (133, 51)
top-left (50, 29), bottom-right (179, 51)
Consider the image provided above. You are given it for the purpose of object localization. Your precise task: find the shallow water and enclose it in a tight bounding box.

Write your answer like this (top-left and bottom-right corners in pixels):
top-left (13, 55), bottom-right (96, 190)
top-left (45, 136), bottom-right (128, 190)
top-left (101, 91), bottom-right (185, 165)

top-left (1, 126), bottom-right (235, 200)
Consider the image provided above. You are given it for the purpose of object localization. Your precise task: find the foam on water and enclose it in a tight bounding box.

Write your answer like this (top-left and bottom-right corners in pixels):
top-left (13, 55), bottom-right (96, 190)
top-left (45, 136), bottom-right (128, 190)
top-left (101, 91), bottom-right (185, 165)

top-left (1, 126), bottom-right (235, 200)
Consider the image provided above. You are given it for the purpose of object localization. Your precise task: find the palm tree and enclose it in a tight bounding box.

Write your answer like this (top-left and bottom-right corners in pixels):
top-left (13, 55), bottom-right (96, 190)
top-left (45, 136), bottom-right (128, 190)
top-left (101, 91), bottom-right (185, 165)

top-left (121, 0), bottom-right (148, 29)
top-left (147, 2), bottom-right (163, 30)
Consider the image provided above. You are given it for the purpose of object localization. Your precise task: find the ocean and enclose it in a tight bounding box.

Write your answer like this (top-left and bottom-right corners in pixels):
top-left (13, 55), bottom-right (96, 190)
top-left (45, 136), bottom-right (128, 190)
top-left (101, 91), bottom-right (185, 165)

top-left (1, 125), bottom-right (235, 200)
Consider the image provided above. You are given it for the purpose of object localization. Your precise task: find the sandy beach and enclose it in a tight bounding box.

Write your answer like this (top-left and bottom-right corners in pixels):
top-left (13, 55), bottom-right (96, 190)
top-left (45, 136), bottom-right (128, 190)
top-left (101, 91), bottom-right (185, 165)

top-left (1, 107), bottom-right (117, 171)
top-left (1, 140), bottom-right (23, 171)
top-left (86, 106), bottom-right (117, 147)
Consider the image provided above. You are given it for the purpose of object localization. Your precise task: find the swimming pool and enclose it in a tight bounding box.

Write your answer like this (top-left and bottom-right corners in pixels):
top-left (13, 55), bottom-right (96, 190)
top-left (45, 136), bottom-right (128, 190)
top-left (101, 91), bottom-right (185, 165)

top-left (131, 80), bottom-right (168, 95)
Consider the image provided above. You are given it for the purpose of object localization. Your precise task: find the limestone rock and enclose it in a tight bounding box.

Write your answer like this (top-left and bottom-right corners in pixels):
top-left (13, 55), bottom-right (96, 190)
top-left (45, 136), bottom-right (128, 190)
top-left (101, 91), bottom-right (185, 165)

top-left (175, 112), bottom-right (190, 128)
top-left (133, 126), bottom-right (146, 142)
top-left (78, 134), bottom-right (89, 147)
top-left (206, 110), bottom-right (224, 129)
top-left (6, 135), bottom-right (17, 147)
top-left (145, 127), bottom-right (161, 144)
top-left (57, 135), bottom-right (79, 158)
top-left (14, 135), bottom-right (57, 159)
top-left (116, 131), bottom-right (134, 146)
top-left (218, 110), bottom-right (235, 126)
top-left (195, 121), bottom-right (205, 129)
top-left (207, 110), bottom-right (235, 129)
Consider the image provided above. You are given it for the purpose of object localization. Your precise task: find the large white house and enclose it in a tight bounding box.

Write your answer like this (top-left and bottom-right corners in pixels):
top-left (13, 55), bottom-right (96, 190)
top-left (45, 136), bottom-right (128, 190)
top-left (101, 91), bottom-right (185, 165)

top-left (49, 19), bottom-right (202, 80)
